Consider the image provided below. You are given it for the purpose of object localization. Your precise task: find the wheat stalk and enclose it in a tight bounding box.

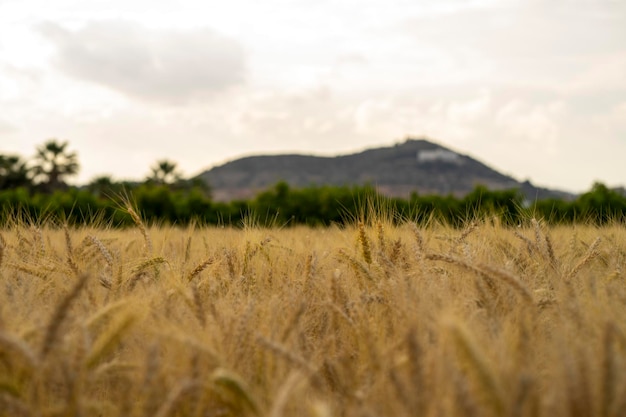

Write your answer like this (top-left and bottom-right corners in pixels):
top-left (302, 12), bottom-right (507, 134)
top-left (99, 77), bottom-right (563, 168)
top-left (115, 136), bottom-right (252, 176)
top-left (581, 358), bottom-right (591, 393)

top-left (0, 232), bottom-right (6, 269)
top-left (190, 284), bottom-right (206, 327)
top-left (153, 379), bottom-right (198, 417)
top-left (447, 321), bottom-right (506, 416)
top-left (0, 331), bottom-right (38, 373)
top-left (268, 370), bottom-right (307, 417)
top-left (601, 321), bottom-right (618, 417)
top-left (257, 335), bottom-right (316, 374)
top-left (85, 311), bottom-right (137, 369)
top-left (41, 273), bottom-right (89, 359)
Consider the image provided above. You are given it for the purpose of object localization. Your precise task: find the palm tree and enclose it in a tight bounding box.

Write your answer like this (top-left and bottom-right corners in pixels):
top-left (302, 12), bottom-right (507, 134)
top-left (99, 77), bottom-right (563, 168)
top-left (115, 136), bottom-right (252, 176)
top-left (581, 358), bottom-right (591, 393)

top-left (0, 154), bottom-right (32, 190)
top-left (32, 139), bottom-right (79, 192)
top-left (147, 160), bottom-right (181, 185)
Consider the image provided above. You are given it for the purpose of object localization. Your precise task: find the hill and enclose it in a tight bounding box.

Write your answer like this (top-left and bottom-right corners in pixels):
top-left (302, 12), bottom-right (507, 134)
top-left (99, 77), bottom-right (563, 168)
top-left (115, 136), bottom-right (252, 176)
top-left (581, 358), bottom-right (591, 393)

top-left (197, 139), bottom-right (570, 201)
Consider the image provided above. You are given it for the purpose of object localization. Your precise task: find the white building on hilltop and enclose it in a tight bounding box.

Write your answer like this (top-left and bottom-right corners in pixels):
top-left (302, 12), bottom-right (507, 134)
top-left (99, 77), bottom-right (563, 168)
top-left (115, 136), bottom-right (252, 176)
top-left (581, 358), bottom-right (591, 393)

top-left (417, 149), bottom-right (462, 164)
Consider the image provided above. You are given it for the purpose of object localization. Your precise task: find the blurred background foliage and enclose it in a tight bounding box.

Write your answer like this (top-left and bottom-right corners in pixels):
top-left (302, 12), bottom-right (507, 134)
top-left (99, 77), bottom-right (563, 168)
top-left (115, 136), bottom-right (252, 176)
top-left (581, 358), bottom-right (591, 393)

top-left (1, 140), bottom-right (625, 227)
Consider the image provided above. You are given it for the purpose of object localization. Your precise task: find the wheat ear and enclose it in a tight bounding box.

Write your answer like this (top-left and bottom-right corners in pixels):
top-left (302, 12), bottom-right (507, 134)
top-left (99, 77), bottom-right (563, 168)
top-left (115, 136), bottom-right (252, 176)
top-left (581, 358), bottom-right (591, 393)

top-left (358, 221), bottom-right (373, 265)
top-left (426, 253), bottom-right (533, 303)
top-left (447, 321), bottom-right (506, 416)
top-left (211, 368), bottom-right (261, 416)
top-left (126, 203), bottom-right (153, 254)
top-left (86, 235), bottom-right (114, 268)
top-left (187, 257), bottom-right (215, 282)
top-left (566, 237), bottom-right (601, 281)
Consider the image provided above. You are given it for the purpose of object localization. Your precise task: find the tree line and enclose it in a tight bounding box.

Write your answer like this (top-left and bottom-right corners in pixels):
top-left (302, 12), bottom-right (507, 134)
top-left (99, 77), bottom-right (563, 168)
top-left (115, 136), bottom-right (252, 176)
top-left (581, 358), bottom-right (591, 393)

top-left (1, 140), bottom-right (625, 227)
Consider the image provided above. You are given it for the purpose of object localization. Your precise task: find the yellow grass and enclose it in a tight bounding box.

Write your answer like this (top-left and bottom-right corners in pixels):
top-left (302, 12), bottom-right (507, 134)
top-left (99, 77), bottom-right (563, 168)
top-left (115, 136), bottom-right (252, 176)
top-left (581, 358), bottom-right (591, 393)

top-left (0, 218), bottom-right (625, 416)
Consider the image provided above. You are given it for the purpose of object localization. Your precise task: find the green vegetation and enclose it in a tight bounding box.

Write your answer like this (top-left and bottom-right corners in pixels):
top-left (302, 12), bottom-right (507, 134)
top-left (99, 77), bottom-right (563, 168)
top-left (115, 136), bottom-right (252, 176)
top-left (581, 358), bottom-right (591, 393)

top-left (1, 180), bottom-right (624, 227)
top-left (1, 140), bottom-right (625, 227)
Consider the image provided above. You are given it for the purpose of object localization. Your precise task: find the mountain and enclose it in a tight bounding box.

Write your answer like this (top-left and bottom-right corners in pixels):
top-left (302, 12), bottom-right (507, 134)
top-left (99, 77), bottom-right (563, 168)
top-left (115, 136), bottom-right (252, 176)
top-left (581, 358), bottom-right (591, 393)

top-left (196, 139), bottom-right (571, 201)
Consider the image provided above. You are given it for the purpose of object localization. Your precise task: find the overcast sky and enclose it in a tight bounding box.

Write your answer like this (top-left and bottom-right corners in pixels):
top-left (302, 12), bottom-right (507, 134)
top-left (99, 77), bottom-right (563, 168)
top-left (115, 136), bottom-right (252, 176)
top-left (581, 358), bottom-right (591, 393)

top-left (1, 0), bottom-right (625, 193)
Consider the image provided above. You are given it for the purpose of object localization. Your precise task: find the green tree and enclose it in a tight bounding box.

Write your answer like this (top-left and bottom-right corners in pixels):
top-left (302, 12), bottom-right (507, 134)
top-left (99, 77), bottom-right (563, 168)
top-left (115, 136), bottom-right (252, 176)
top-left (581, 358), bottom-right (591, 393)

top-left (0, 154), bottom-right (32, 190)
top-left (147, 160), bottom-right (182, 185)
top-left (576, 182), bottom-right (626, 223)
top-left (31, 139), bottom-right (79, 192)
top-left (87, 175), bottom-right (117, 198)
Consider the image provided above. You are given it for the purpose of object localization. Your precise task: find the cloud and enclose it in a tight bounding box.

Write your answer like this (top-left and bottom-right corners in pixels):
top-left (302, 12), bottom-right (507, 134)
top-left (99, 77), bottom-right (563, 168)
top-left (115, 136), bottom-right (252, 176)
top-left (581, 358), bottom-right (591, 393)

top-left (38, 20), bottom-right (246, 104)
top-left (397, 1), bottom-right (626, 86)
top-left (495, 100), bottom-right (564, 153)
top-left (0, 119), bottom-right (16, 134)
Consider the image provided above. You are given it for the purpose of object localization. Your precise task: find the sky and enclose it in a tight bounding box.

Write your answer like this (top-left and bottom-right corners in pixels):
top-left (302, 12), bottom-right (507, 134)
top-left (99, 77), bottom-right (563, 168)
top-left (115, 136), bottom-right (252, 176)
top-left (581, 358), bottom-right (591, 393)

top-left (1, 0), bottom-right (625, 193)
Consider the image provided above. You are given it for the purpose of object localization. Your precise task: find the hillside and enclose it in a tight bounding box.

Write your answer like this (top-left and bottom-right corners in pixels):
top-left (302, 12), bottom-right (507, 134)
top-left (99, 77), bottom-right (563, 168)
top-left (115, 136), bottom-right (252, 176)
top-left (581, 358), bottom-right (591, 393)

top-left (197, 139), bottom-right (570, 201)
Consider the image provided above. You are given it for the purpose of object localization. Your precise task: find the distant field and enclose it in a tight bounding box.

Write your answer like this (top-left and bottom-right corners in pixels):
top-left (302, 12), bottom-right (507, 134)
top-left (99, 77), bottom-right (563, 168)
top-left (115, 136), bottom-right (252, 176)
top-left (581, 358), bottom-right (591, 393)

top-left (0, 216), bottom-right (625, 416)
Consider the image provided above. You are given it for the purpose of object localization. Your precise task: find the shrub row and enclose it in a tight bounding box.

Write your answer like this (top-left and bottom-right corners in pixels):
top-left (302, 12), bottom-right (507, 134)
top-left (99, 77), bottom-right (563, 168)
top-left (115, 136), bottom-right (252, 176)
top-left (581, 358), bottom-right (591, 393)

top-left (0, 182), bottom-right (624, 227)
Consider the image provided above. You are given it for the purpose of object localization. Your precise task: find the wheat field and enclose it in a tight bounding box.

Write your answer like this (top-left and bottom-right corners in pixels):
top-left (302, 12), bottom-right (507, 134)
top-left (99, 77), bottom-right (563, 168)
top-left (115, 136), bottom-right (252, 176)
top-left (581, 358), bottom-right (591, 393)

top-left (0, 213), bottom-right (625, 417)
